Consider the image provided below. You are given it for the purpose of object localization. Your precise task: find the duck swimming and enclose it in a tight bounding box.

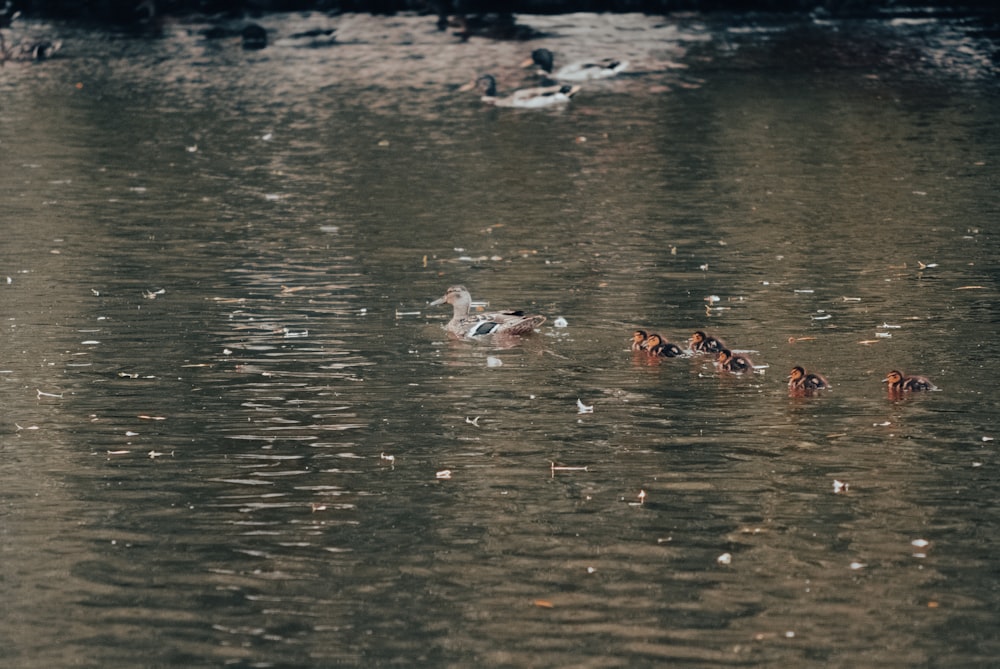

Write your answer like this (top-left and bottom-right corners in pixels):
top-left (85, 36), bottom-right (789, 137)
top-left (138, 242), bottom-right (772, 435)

top-left (641, 333), bottom-right (683, 358)
top-left (631, 330), bottom-right (649, 352)
top-left (460, 74), bottom-right (580, 109)
top-left (788, 366), bottom-right (830, 391)
top-left (523, 48), bottom-right (629, 82)
top-left (430, 285), bottom-right (545, 339)
top-left (716, 348), bottom-right (754, 373)
top-left (883, 370), bottom-right (937, 392)
top-left (690, 330), bottom-right (726, 354)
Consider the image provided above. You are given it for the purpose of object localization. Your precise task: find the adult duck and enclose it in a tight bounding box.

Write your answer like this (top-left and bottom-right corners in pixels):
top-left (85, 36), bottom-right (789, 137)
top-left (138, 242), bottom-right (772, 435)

top-left (430, 285), bottom-right (545, 339)
top-left (642, 333), bottom-right (683, 358)
top-left (460, 74), bottom-right (580, 109)
top-left (788, 366), bottom-right (830, 391)
top-left (690, 330), bottom-right (725, 354)
top-left (716, 348), bottom-right (753, 373)
top-left (523, 48), bottom-right (629, 82)
top-left (883, 370), bottom-right (937, 392)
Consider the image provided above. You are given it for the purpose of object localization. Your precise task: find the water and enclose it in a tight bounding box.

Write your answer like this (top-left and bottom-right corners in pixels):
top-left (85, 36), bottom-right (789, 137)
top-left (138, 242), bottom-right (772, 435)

top-left (1, 10), bottom-right (999, 668)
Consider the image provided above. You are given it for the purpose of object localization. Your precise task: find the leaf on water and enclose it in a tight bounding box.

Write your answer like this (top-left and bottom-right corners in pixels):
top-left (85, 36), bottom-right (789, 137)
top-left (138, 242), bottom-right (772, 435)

top-left (532, 600), bottom-right (554, 609)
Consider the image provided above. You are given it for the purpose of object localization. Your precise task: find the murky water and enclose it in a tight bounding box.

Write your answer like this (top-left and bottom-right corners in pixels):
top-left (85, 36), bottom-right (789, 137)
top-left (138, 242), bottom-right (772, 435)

top-left (2, 10), bottom-right (999, 668)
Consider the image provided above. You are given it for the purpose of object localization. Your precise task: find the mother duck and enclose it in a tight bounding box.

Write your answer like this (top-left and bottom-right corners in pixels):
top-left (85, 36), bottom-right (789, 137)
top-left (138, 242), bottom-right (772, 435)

top-left (430, 285), bottom-right (545, 339)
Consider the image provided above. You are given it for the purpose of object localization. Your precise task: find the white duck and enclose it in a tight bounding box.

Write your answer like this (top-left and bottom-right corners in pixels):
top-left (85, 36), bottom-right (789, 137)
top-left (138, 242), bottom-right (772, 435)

top-left (430, 285), bottom-right (545, 339)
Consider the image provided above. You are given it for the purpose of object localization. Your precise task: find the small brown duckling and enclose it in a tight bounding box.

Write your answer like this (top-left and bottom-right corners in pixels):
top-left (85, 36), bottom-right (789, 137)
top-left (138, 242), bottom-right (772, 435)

top-left (716, 348), bottom-right (753, 373)
top-left (630, 329), bottom-right (649, 352)
top-left (691, 330), bottom-right (725, 354)
top-left (788, 366), bottom-right (830, 391)
top-left (883, 370), bottom-right (937, 392)
top-left (642, 333), bottom-right (683, 358)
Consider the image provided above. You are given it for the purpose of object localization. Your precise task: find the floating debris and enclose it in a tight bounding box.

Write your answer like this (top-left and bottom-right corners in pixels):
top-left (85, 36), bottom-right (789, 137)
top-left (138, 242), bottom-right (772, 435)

top-left (465, 416), bottom-right (481, 427)
top-left (125, 431), bottom-right (139, 437)
top-left (833, 479), bottom-right (849, 494)
top-left (486, 356), bottom-right (503, 367)
top-left (717, 553), bottom-right (732, 565)
top-left (143, 288), bottom-right (166, 299)
top-left (842, 296), bottom-right (862, 302)
top-left (36, 389), bottom-right (63, 399)
top-left (533, 600), bottom-right (554, 609)
top-left (435, 469), bottom-right (452, 479)
top-left (310, 503), bottom-right (327, 512)
top-left (380, 452), bottom-right (395, 467)
top-left (638, 489), bottom-right (646, 505)
top-left (983, 436), bottom-right (994, 442)
top-left (106, 450), bottom-right (131, 456)
top-left (875, 332), bottom-right (892, 338)
top-left (880, 323), bottom-right (902, 329)
top-left (917, 261), bottom-right (938, 269)
top-left (849, 562), bottom-right (866, 570)
top-left (138, 415), bottom-right (166, 421)
top-left (811, 314), bottom-right (832, 321)
top-left (550, 462), bottom-right (588, 475)
top-left (553, 317), bottom-right (568, 328)
top-left (794, 289), bottom-right (814, 294)
top-left (15, 423), bottom-right (39, 431)
top-left (954, 285), bottom-right (986, 290)
top-left (576, 399), bottom-right (593, 414)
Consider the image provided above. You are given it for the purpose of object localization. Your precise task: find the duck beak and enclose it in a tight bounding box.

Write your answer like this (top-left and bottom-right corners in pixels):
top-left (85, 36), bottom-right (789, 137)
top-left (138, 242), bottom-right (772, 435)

top-left (519, 56), bottom-right (535, 68)
top-left (881, 377), bottom-right (889, 383)
top-left (458, 79), bottom-right (476, 92)
top-left (429, 295), bottom-right (447, 306)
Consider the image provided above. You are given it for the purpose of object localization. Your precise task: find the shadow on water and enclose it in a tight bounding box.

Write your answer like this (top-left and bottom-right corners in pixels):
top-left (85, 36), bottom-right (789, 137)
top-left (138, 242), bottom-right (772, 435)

top-left (1, 10), bottom-right (1000, 668)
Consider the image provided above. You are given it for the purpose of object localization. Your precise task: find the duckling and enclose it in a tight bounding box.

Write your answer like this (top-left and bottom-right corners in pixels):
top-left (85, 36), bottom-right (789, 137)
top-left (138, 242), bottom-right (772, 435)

top-left (716, 348), bottom-right (753, 373)
top-left (883, 370), bottom-right (937, 392)
top-left (430, 285), bottom-right (545, 339)
top-left (690, 330), bottom-right (725, 354)
top-left (523, 47), bottom-right (629, 82)
top-left (788, 366), bottom-right (830, 390)
top-left (630, 329), bottom-right (649, 352)
top-left (641, 333), bottom-right (683, 358)
top-left (459, 74), bottom-right (580, 109)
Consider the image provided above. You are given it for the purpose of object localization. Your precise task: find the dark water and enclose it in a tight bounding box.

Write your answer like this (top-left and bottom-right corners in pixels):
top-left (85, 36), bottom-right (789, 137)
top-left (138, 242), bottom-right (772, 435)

top-left (2, 11), bottom-right (999, 668)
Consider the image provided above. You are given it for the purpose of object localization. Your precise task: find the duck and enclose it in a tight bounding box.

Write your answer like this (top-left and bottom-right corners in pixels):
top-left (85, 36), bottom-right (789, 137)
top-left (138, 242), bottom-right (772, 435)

top-left (523, 48), bottom-right (629, 82)
top-left (883, 370), bottom-right (937, 392)
top-left (690, 330), bottom-right (726, 354)
top-left (788, 366), bottom-right (830, 391)
top-left (459, 74), bottom-right (580, 109)
top-left (716, 348), bottom-right (754, 373)
top-left (630, 329), bottom-right (649, 352)
top-left (641, 333), bottom-right (683, 358)
top-left (429, 285), bottom-right (545, 339)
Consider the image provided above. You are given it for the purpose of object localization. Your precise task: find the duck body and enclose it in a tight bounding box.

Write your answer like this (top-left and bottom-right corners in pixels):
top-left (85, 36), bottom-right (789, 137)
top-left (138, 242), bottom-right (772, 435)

top-left (461, 73), bottom-right (579, 109)
top-left (716, 348), bottom-right (754, 373)
top-left (883, 370), bottom-right (937, 392)
top-left (631, 330), bottom-right (649, 352)
top-left (641, 333), bottom-right (683, 358)
top-left (430, 285), bottom-right (545, 339)
top-left (788, 366), bottom-right (829, 390)
top-left (525, 48), bottom-right (629, 82)
top-left (691, 330), bottom-right (725, 354)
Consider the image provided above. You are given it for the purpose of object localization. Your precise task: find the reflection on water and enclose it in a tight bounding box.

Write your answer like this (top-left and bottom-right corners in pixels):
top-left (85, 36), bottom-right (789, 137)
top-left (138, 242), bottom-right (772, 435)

top-left (2, 10), bottom-right (999, 668)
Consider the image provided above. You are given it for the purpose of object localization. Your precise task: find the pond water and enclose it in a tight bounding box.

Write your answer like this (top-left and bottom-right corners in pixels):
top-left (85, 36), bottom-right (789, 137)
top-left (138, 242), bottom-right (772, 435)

top-left (1, 10), bottom-right (999, 668)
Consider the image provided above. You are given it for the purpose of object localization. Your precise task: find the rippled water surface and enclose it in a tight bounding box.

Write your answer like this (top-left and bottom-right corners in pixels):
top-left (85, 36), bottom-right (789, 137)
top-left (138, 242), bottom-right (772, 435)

top-left (2, 10), bottom-right (999, 668)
